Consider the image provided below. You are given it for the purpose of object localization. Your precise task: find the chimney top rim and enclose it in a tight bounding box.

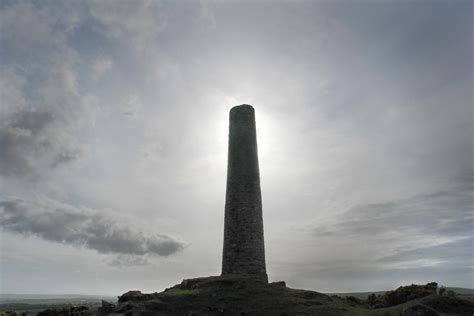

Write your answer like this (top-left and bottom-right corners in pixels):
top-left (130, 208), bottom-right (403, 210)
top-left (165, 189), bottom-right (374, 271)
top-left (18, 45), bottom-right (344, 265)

top-left (230, 104), bottom-right (254, 112)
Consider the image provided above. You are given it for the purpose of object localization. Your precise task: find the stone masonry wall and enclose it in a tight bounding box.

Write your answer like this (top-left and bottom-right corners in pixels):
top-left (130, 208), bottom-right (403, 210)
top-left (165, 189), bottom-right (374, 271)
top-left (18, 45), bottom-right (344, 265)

top-left (221, 104), bottom-right (267, 282)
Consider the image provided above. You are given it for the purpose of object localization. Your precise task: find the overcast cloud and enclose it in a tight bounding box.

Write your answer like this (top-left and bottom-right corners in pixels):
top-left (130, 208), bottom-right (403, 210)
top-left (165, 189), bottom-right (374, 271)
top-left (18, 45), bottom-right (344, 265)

top-left (0, 0), bottom-right (472, 295)
top-left (0, 198), bottom-right (184, 256)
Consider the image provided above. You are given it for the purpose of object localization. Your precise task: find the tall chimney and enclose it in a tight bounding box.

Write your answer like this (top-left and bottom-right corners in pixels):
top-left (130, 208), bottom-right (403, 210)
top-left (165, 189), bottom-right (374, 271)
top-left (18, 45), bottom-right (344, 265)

top-left (222, 104), bottom-right (267, 282)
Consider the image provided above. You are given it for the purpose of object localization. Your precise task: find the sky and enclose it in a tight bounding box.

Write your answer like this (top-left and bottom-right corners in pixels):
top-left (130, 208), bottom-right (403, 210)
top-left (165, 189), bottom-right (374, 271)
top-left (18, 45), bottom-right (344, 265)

top-left (0, 0), bottom-right (472, 295)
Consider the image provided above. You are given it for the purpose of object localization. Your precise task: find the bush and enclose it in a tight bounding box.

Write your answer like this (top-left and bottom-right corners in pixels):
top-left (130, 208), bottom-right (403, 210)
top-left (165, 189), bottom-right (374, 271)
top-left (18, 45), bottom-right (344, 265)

top-left (439, 286), bottom-right (446, 296)
top-left (366, 282), bottom-right (438, 308)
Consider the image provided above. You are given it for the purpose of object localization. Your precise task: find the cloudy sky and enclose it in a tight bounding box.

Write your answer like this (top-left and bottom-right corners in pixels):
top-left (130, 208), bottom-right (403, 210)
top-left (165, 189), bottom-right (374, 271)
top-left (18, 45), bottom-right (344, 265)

top-left (0, 0), bottom-right (472, 295)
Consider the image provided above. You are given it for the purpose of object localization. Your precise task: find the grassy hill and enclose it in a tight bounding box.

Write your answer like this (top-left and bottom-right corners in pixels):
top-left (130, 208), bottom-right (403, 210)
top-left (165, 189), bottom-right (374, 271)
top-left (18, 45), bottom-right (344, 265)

top-left (2, 283), bottom-right (473, 315)
top-left (330, 287), bottom-right (474, 300)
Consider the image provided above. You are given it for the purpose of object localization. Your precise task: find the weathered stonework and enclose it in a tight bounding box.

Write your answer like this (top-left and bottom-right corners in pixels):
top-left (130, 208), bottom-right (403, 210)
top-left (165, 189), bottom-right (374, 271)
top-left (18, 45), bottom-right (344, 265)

top-left (222, 104), bottom-right (267, 282)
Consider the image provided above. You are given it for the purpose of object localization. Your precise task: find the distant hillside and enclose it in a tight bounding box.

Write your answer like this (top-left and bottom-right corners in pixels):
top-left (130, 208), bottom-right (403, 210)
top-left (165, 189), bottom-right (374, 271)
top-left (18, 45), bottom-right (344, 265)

top-left (0, 294), bottom-right (116, 305)
top-left (3, 286), bottom-right (474, 316)
top-left (328, 291), bottom-right (387, 300)
top-left (90, 278), bottom-right (474, 315)
top-left (0, 294), bottom-right (117, 316)
top-left (446, 287), bottom-right (474, 295)
top-left (328, 287), bottom-right (474, 300)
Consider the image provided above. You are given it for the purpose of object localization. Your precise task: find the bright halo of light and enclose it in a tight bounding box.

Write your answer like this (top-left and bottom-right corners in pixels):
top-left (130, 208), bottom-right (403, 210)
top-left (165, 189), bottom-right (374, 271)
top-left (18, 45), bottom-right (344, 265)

top-left (209, 93), bottom-right (277, 171)
top-left (223, 95), bottom-right (275, 160)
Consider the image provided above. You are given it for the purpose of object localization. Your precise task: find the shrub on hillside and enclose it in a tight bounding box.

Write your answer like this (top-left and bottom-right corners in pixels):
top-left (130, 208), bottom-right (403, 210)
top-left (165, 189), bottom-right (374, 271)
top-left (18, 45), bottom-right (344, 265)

top-left (367, 282), bottom-right (438, 308)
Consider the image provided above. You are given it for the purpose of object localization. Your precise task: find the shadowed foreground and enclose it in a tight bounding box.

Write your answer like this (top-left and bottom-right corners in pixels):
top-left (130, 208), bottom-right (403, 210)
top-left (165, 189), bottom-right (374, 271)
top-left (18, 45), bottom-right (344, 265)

top-left (94, 277), bottom-right (474, 316)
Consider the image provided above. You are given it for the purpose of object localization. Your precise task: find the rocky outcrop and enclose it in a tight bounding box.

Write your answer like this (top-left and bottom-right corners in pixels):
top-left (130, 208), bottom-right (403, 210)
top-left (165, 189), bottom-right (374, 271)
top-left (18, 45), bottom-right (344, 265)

top-left (32, 280), bottom-right (474, 315)
top-left (108, 275), bottom-right (342, 315)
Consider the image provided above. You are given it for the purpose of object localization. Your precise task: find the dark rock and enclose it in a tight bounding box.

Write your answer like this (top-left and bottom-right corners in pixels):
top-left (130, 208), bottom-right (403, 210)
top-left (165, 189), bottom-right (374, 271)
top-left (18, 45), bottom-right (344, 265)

top-left (101, 300), bottom-right (115, 308)
top-left (118, 290), bottom-right (146, 303)
top-left (269, 281), bottom-right (286, 288)
top-left (111, 275), bottom-right (335, 315)
top-left (97, 300), bottom-right (115, 316)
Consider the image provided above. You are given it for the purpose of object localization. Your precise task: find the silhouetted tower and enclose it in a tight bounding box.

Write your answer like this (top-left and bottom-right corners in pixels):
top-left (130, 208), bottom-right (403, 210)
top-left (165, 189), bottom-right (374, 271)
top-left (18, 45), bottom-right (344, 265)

top-left (222, 104), bottom-right (267, 282)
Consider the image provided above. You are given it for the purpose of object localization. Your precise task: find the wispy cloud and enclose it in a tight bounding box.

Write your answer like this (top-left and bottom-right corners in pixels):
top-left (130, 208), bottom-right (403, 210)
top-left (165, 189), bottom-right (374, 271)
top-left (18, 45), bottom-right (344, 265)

top-left (313, 188), bottom-right (473, 241)
top-left (0, 197), bottom-right (185, 257)
top-left (88, 0), bottom-right (167, 51)
top-left (92, 57), bottom-right (113, 80)
top-left (0, 110), bottom-right (82, 178)
top-left (307, 182), bottom-right (473, 273)
top-left (0, 1), bottom-right (96, 180)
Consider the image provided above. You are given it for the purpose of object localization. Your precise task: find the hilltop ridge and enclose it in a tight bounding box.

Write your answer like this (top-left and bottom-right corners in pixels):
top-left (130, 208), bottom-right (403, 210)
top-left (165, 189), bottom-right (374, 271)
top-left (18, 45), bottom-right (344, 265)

top-left (97, 278), bottom-right (474, 315)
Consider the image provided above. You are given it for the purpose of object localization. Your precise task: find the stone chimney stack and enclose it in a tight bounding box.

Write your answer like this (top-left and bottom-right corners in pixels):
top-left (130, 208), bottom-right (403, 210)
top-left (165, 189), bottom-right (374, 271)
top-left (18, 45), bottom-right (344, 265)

top-left (222, 104), bottom-right (267, 282)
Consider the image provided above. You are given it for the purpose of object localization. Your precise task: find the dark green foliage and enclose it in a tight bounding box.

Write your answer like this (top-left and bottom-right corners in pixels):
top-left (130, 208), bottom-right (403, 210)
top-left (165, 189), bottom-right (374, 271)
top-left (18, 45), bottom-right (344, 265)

top-left (447, 290), bottom-right (456, 296)
top-left (367, 282), bottom-right (438, 308)
top-left (345, 296), bottom-right (364, 306)
top-left (36, 305), bottom-right (91, 316)
top-left (421, 295), bottom-right (474, 314)
top-left (438, 286), bottom-right (446, 296)
top-left (367, 293), bottom-right (379, 307)
top-left (402, 304), bottom-right (439, 316)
